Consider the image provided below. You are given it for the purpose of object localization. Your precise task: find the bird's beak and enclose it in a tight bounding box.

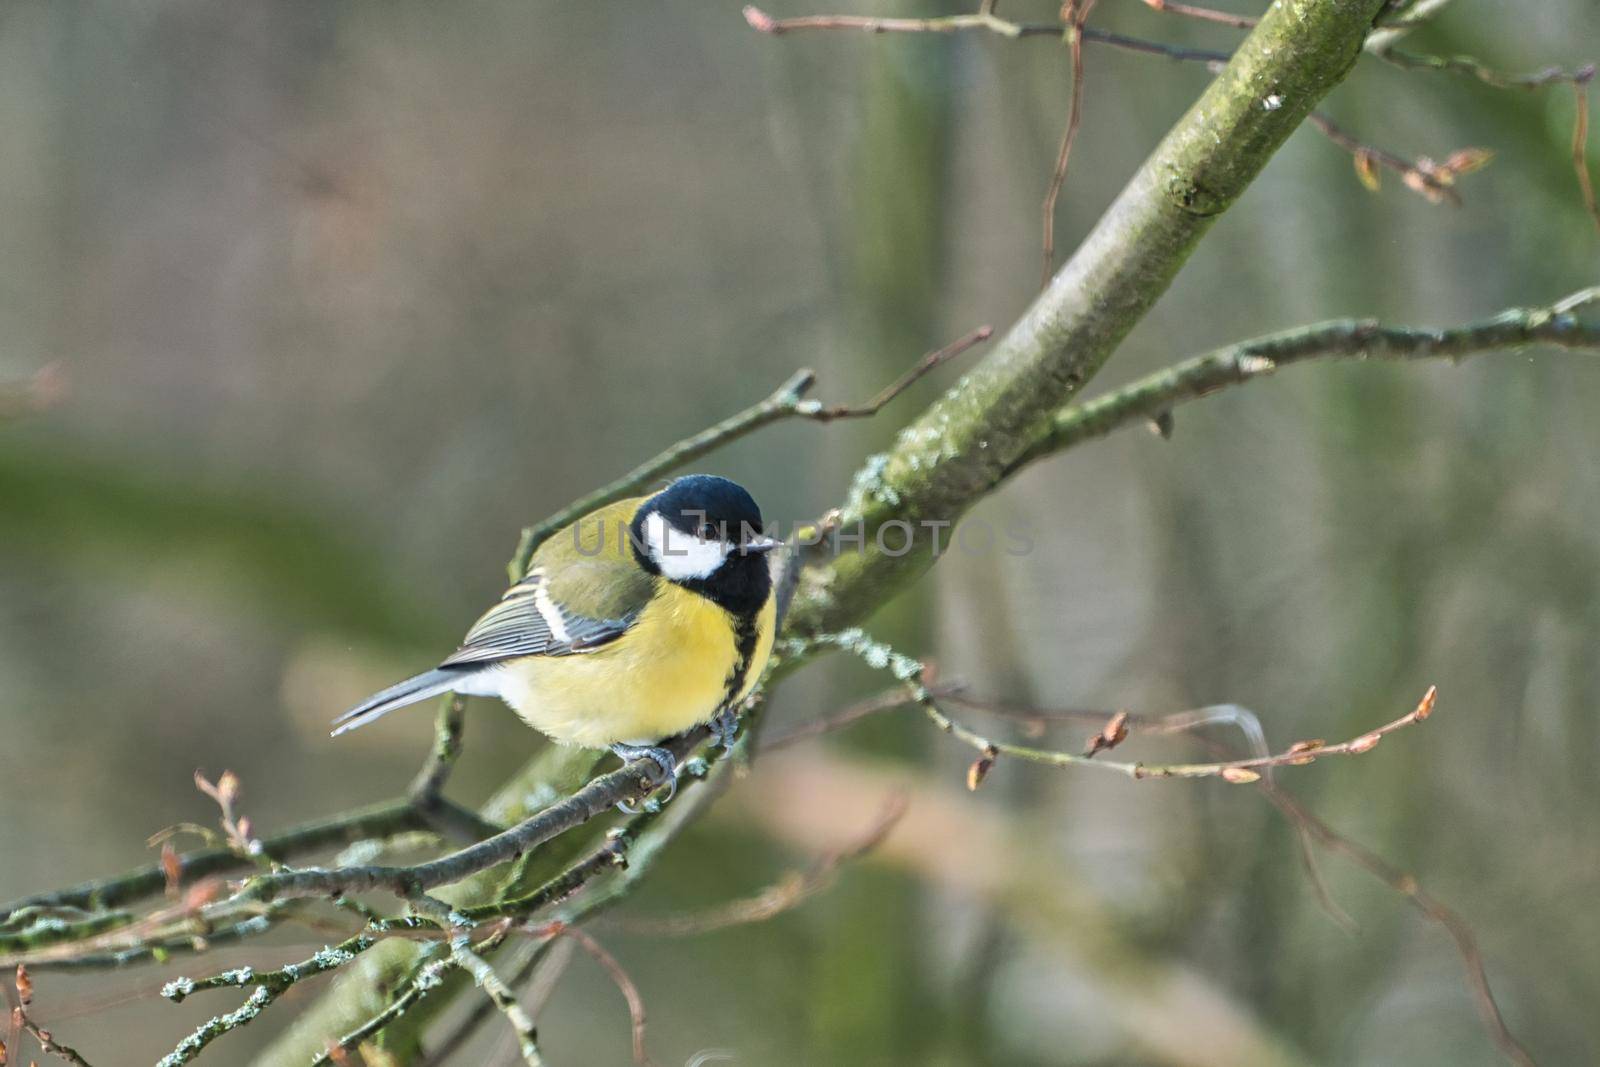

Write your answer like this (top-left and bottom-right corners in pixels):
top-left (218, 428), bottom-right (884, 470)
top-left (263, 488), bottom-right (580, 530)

top-left (740, 536), bottom-right (780, 555)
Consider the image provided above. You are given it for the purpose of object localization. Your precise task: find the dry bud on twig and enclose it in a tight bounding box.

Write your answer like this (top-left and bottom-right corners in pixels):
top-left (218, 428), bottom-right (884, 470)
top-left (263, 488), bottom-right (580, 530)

top-left (967, 748), bottom-right (998, 791)
top-left (1083, 711), bottom-right (1130, 757)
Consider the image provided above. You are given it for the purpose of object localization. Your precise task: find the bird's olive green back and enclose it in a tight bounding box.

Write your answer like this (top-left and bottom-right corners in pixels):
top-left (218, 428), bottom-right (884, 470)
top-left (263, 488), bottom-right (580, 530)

top-left (526, 496), bottom-right (658, 622)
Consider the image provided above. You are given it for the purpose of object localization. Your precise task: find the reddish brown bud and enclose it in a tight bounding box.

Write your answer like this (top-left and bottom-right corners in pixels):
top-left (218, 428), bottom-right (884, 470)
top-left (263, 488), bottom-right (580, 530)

top-left (1414, 686), bottom-right (1437, 721)
top-left (161, 842), bottom-right (182, 896)
top-left (1353, 149), bottom-right (1381, 192)
top-left (1348, 733), bottom-right (1382, 754)
top-left (967, 748), bottom-right (998, 791)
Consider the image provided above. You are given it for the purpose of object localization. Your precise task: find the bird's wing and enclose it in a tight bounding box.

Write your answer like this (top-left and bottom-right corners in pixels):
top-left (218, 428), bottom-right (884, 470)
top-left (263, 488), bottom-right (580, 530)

top-left (438, 565), bottom-right (645, 667)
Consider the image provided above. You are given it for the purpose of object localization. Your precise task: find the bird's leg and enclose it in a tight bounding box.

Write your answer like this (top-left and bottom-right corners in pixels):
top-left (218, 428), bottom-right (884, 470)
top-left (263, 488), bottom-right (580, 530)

top-left (610, 742), bottom-right (679, 813)
top-left (710, 706), bottom-right (741, 751)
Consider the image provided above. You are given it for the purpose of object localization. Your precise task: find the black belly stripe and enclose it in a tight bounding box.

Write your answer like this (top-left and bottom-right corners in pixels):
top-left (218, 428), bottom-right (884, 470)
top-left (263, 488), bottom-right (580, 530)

top-left (720, 610), bottom-right (762, 710)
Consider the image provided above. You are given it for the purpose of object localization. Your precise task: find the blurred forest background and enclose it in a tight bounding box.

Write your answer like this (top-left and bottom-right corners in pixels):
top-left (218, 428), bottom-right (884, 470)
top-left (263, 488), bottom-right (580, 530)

top-left (2, 1), bottom-right (1598, 1064)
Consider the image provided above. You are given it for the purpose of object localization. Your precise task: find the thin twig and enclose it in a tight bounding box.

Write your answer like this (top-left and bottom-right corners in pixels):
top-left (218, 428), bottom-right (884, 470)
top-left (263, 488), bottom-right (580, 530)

top-left (1042, 1), bottom-right (1096, 287)
top-left (422, 938), bottom-right (570, 1067)
top-left (228, 732), bottom-right (705, 908)
top-left (548, 925), bottom-right (655, 1067)
top-left (1015, 287), bottom-right (1600, 468)
top-left (506, 326), bottom-right (990, 579)
top-left (1374, 48), bottom-right (1594, 92)
top-left (154, 932), bottom-right (390, 1066)
top-left (613, 792), bottom-right (906, 937)
top-left (801, 326), bottom-right (993, 419)
top-left (745, 4), bottom-right (1230, 65)
top-left (744, 5), bottom-right (1056, 37)
top-left (191, 771), bottom-right (263, 861)
top-left (309, 949), bottom-right (452, 1067)
top-left (779, 683), bottom-right (1523, 1058)
top-left (763, 688), bottom-right (922, 751)
top-left (1259, 784), bottom-right (1535, 1066)
top-left (405, 696), bottom-right (504, 844)
top-left (1307, 112), bottom-right (1491, 206)
top-left (750, 2), bottom-right (1596, 227)
top-left (451, 935), bottom-right (541, 1066)
top-left (1362, 47), bottom-right (1597, 229)
top-left (408, 695), bottom-right (467, 803)
top-left (788, 630), bottom-right (1435, 783)
top-left (744, 6), bottom-right (1486, 213)
top-left (9, 966), bottom-right (93, 1066)
top-left (0, 799), bottom-right (425, 921)
top-left (1139, 0), bottom-right (1257, 29)
top-left (1574, 82), bottom-right (1600, 234)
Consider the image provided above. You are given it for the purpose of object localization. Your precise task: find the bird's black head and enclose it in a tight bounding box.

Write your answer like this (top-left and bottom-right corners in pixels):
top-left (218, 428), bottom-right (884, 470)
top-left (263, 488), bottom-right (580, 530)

top-left (630, 475), bottom-right (775, 616)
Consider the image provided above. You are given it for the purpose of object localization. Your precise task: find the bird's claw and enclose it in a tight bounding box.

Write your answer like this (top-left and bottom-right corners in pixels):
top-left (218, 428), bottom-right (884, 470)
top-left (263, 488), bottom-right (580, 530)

top-left (610, 743), bottom-right (678, 814)
top-left (710, 707), bottom-right (740, 751)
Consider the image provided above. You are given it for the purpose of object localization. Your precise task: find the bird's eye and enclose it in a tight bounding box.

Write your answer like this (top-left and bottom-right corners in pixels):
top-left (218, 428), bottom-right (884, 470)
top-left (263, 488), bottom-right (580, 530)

top-left (698, 522), bottom-right (717, 540)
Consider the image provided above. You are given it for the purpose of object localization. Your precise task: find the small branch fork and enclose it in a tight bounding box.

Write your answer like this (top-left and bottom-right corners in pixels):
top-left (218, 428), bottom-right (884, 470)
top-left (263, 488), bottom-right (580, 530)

top-left (5, 964), bottom-right (93, 1066)
top-left (506, 324), bottom-right (991, 580)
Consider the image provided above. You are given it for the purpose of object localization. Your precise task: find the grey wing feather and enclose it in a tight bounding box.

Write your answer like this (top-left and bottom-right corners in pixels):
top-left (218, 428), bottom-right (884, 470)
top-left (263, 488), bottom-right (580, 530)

top-left (439, 571), bottom-right (634, 667)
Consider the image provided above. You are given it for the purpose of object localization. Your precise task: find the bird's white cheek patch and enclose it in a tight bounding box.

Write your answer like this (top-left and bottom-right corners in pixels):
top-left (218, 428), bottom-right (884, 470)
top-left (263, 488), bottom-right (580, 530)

top-left (644, 511), bottom-right (729, 581)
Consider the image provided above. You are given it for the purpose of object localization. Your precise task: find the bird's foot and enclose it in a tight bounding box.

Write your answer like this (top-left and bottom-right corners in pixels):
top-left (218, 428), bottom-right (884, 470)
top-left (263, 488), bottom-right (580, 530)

top-left (710, 707), bottom-right (741, 752)
top-left (610, 743), bottom-right (678, 814)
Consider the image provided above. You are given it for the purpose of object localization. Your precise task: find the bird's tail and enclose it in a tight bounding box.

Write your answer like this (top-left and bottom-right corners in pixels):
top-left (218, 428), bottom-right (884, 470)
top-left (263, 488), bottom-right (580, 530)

top-left (331, 667), bottom-right (463, 737)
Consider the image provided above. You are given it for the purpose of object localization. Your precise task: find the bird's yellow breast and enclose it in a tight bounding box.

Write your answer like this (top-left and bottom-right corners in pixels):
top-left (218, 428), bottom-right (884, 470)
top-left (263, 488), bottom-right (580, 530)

top-left (492, 582), bottom-right (775, 748)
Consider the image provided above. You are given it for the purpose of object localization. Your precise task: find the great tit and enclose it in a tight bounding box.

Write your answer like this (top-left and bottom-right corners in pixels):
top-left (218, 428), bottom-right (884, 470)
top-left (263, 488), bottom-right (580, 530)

top-left (331, 475), bottom-right (779, 782)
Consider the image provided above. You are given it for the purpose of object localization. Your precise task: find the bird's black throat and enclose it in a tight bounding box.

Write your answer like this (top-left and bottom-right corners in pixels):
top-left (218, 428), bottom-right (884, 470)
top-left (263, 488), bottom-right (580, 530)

top-left (674, 553), bottom-right (772, 618)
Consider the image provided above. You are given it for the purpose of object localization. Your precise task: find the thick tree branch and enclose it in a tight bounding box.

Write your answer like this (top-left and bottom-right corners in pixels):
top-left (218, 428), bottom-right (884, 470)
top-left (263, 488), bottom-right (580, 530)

top-left (784, 0), bottom-right (1390, 638)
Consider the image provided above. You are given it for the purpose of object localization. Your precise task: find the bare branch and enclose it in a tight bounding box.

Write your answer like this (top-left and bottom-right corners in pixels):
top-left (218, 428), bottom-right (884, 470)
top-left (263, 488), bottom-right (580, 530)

top-left (1017, 287), bottom-right (1600, 467)
top-left (1307, 112), bottom-right (1493, 205)
top-left (0, 800), bottom-right (426, 922)
top-left (228, 733), bottom-right (706, 908)
top-left (152, 929), bottom-right (409, 1065)
top-left (8, 966), bottom-right (92, 1066)
top-left (308, 950), bottom-right (452, 1067)
top-left (506, 326), bottom-right (990, 579)
top-left (1575, 82), bottom-right (1600, 233)
top-left (1139, 0), bottom-right (1257, 29)
top-left (798, 326), bottom-right (992, 420)
top-left (548, 925), bottom-right (654, 1067)
top-left (1258, 784), bottom-right (1536, 1066)
top-left (787, 630), bottom-right (1434, 784)
top-left (1042, 2), bottom-right (1096, 286)
top-left (450, 936), bottom-right (541, 1066)
top-left (613, 792), bottom-right (906, 937)
top-left (1363, 43), bottom-right (1598, 231)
